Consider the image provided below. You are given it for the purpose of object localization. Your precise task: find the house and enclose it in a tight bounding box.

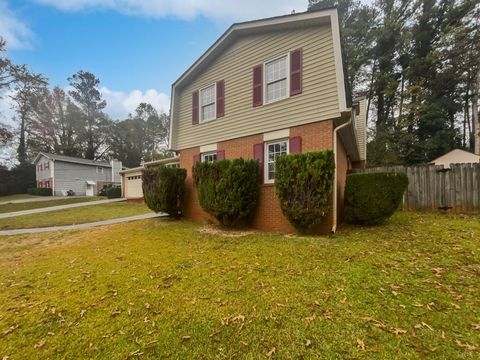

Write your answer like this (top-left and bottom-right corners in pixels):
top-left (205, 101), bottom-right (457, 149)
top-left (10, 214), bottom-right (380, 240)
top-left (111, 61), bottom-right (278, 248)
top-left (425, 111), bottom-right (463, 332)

top-left (169, 8), bottom-right (367, 232)
top-left (430, 149), bottom-right (480, 168)
top-left (120, 157), bottom-right (180, 200)
top-left (33, 152), bottom-right (122, 196)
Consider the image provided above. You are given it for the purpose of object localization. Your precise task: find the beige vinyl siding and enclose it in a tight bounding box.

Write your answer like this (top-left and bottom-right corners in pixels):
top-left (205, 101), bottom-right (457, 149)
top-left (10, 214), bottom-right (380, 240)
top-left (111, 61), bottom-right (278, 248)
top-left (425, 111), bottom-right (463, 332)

top-left (172, 24), bottom-right (340, 150)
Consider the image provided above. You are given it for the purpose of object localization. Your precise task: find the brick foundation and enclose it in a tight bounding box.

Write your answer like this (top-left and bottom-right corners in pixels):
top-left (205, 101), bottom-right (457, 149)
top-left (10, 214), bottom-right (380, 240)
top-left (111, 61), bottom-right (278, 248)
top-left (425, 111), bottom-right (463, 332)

top-left (179, 120), bottom-right (349, 233)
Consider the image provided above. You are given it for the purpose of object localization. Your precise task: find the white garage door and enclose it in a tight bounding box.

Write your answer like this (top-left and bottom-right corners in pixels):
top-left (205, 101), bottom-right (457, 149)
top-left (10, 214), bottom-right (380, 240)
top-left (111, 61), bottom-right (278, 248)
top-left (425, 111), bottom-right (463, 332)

top-left (126, 173), bottom-right (143, 199)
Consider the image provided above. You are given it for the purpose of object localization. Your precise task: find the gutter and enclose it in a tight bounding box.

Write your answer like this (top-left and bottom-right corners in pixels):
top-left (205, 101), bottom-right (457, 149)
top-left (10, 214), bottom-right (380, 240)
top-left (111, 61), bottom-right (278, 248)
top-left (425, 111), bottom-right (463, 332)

top-left (331, 113), bottom-right (353, 234)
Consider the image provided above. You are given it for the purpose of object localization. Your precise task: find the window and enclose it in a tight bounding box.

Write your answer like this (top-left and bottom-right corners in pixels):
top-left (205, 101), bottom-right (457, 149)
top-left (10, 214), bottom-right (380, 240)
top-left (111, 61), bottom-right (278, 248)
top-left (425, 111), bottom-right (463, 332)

top-left (96, 167), bottom-right (104, 174)
top-left (265, 55), bottom-right (288, 103)
top-left (200, 84), bottom-right (216, 122)
top-left (265, 139), bottom-right (289, 183)
top-left (44, 162), bottom-right (49, 170)
top-left (127, 175), bottom-right (142, 180)
top-left (201, 151), bottom-right (217, 163)
top-left (39, 164), bottom-right (43, 172)
top-left (165, 163), bottom-right (180, 168)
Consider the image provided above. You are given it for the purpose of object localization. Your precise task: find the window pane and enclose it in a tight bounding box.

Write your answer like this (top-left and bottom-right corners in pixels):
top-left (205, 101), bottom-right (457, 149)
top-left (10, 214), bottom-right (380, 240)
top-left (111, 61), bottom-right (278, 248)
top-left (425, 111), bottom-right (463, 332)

top-left (202, 103), bottom-right (215, 121)
top-left (266, 78), bottom-right (287, 102)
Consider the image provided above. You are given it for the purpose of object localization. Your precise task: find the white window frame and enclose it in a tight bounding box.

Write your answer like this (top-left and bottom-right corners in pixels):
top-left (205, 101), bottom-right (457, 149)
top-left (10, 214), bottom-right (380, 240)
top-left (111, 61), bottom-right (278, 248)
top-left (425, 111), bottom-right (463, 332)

top-left (96, 167), bottom-right (104, 174)
top-left (201, 151), bottom-right (217, 163)
top-left (263, 53), bottom-right (290, 105)
top-left (264, 138), bottom-right (289, 184)
top-left (199, 83), bottom-right (217, 123)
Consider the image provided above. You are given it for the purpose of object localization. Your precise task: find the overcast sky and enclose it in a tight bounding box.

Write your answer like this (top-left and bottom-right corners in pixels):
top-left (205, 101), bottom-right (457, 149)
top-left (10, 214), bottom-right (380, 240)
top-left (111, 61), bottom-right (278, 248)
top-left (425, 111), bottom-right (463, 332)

top-left (1, 0), bottom-right (309, 121)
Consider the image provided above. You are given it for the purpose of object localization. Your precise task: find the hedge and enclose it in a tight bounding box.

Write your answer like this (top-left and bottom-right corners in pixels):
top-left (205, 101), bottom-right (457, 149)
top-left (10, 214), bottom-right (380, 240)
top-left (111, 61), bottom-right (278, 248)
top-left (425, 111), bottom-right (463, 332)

top-left (27, 187), bottom-right (53, 196)
top-left (106, 186), bottom-right (122, 199)
top-left (142, 166), bottom-right (186, 217)
top-left (344, 172), bottom-right (408, 225)
top-left (193, 158), bottom-right (259, 227)
top-left (275, 150), bottom-right (335, 233)
top-left (0, 165), bottom-right (35, 196)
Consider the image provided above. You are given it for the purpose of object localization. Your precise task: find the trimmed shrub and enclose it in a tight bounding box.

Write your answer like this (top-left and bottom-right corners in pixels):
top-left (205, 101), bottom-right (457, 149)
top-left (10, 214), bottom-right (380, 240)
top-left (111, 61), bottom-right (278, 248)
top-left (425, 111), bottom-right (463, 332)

top-left (142, 166), bottom-right (186, 217)
top-left (193, 158), bottom-right (259, 227)
top-left (27, 187), bottom-right (53, 196)
top-left (275, 150), bottom-right (335, 233)
top-left (106, 186), bottom-right (122, 199)
top-left (0, 165), bottom-right (35, 196)
top-left (344, 172), bottom-right (408, 225)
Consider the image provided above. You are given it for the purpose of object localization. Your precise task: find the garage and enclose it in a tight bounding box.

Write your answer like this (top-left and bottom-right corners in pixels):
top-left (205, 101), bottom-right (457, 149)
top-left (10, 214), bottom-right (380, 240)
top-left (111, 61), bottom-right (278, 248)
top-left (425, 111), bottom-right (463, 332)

top-left (120, 167), bottom-right (144, 199)
top-left (120, 157), bottom-right (180, 200)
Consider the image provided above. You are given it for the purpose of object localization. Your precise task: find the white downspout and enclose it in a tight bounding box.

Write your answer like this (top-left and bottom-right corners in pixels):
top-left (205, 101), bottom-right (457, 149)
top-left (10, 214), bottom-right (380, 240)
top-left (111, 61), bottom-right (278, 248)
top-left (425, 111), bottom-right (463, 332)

top-left (332, 114), bottom-right (353, 234)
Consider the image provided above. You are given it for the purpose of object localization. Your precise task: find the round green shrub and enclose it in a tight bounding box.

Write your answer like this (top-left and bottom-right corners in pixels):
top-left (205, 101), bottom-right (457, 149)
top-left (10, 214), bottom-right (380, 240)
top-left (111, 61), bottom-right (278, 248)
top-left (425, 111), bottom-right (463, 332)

top-left (142, 166), bottom-right (186, 218)
top-left (193, 158), bottom-right (259, 227)
top-left (275, 150), bottom-right (335, 233)
top-left (106, 186), bottom-right (121, 199)
top-left (344, 172), bottom-right (408, 225)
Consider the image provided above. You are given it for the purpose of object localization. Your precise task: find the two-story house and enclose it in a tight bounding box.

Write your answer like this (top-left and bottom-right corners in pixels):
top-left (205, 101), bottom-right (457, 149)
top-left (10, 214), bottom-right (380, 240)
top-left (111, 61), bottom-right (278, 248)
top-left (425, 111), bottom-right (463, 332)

top-left (33, 152), bottom-right (122, 196)
top-left (169, 8), bottom-right (367, 232)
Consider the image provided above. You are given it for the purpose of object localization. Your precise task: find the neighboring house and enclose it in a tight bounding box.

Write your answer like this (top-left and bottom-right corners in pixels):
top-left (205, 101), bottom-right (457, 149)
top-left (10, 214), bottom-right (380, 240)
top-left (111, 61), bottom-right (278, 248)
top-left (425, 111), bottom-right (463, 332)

top-left (169, 8), bottom-right (367, 232)
top-left (120, 157), bottom-right (180, 199)
top-left (33, 153), bottom-right (122, 196)
top-left (430, 149), bottom-right (480, 168)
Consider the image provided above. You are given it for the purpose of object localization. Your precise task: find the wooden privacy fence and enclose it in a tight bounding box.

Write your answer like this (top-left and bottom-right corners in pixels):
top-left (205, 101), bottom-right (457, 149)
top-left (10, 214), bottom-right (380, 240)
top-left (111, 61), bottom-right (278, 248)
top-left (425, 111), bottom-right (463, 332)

top-left (349, 163), bottom-right (480, 212)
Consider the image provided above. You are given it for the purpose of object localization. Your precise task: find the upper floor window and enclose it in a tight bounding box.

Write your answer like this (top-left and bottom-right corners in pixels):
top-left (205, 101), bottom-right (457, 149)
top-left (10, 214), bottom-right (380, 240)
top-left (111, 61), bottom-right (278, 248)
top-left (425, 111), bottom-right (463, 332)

top-left (39, 164), bottom-right (43, 172)
top-left (201, 151), bottom-right (217, 163)
top-left (200, 84), bottom-right (216, 122)
top-left (44, 162), bottom-right (49, 170)
top-left (96, 167), bottom-right (104, 174)
top-left (265, 55), bottom-right (288, 103)
top-left (265, 139), bottom-right (288, 183)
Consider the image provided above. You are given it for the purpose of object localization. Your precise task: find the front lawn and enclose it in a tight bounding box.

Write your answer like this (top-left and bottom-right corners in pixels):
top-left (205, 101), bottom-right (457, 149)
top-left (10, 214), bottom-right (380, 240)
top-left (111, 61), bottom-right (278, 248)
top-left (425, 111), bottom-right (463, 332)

top-left (0, 196), bottom-right (105, 214)
top-left (0, 194), bottom-right (41, 202)
top-left (0, 212), bottom-right (478, 358)
top-left (0, 202), bottom-right (152, 229)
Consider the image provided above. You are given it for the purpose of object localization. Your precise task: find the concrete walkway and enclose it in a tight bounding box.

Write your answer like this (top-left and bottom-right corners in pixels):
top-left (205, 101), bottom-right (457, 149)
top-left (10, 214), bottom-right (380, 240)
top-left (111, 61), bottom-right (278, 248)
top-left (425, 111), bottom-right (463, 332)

top-left (0, 196), bottom-right (87, 206)
top-left (0, 212), bottom-right (166, 236)
top-left (0, 198), bottom-right (126, 219)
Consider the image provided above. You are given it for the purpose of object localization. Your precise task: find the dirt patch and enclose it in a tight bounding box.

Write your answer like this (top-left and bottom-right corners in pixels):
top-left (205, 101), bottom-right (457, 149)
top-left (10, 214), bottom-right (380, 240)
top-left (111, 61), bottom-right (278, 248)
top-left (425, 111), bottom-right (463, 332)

top-left (197, 225), bottom-right (257, 238)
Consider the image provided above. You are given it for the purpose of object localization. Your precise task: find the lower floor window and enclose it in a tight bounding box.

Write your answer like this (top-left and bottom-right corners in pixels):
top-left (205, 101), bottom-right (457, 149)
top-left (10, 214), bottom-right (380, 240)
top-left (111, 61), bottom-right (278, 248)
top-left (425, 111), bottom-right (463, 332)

top-left (201, 151), bottom-right (217, 163)
top-left (265, 139), bottom-right (288, 183)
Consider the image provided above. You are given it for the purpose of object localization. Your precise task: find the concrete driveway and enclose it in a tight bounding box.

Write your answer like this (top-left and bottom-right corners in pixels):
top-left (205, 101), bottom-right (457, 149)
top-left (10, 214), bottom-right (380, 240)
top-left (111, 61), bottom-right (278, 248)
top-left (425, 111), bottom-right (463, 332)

top-left (0, 198), bottom-right (126, 219)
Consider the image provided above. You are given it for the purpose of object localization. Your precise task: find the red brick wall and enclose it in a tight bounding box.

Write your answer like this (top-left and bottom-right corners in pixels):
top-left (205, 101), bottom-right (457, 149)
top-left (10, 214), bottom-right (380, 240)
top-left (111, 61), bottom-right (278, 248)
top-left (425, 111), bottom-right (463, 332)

top-left (179, 120), bottom-right (349, 233)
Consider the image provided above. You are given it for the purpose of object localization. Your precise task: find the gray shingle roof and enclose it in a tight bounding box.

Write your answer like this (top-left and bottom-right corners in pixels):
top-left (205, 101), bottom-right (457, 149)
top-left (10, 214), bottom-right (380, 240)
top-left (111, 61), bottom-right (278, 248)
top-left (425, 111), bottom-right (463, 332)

top-left (35, 152), bottom-right (111, 167)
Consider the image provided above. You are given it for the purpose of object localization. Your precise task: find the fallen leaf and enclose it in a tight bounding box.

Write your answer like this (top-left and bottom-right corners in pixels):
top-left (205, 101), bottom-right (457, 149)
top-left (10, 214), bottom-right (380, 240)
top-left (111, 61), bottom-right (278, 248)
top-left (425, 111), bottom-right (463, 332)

top-left (390, 328), bottom-right (407, 335)
top-left (472, 323), bottom-right (480, 330)
top-left (34, 340), bottom-right (45, 349)
top-left (80, 309), bottom-right (86, 318)
top-left (450, 303), bottom-right (461, 310)
top-left (357, 339), bottom-right (366, 350)
top-left (145, 303), bottom-right (151, 309)
top-left (266, 347), bottom-right (276, 357)
top-left (455, 340), bottom-right (477, 351)
top-left (305, 339), bottom-right (312, 347)
top-left (110, 309), bottom-right (121, 317)
top-left (182, 336), bottom-right (191, 341)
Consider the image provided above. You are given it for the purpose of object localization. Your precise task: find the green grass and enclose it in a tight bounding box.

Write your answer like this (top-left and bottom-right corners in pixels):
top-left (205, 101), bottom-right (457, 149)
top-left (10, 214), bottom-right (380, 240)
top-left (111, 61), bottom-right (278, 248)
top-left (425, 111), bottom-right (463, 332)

top-left (0, 202), bottom-right (152, 229)
top-left (0, 212), bottom-right (478, 359)
top-left (0, 196), bottom-right (105, 213)
top-left (0, 194), bottom-right (41, 202)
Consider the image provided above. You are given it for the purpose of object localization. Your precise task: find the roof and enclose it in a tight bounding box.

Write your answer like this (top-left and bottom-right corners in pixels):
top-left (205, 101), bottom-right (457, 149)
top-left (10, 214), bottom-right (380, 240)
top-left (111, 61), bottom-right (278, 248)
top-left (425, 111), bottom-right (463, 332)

top-left (119, 157), bottom-right (180, 175)
top-left (430, 149), bottom-right (480, 164)
top-left (33, 152), bottom-right (111, 167)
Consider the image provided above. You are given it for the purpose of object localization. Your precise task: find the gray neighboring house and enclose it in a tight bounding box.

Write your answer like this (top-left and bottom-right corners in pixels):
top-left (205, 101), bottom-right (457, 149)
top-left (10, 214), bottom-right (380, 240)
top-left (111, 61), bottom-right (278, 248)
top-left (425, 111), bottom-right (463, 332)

top-left (33, 152), bottom-right (122, 196)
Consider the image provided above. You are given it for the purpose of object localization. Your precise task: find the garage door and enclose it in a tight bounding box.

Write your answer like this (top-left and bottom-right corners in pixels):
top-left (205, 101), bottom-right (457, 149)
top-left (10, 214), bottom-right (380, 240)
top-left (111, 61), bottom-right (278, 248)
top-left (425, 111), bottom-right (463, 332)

top-left (126, 175), bottom-right (143, 198)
